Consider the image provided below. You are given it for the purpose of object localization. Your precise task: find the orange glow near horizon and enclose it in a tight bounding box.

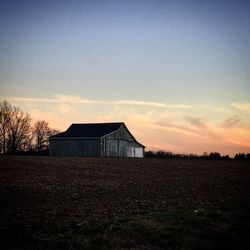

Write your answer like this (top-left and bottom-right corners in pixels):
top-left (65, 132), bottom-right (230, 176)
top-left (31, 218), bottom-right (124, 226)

top-left (1, 96), bottom-right (250, 157)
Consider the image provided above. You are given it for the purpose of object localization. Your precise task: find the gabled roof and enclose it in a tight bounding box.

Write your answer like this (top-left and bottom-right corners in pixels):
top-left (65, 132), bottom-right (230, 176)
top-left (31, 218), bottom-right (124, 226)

top-left (50, 122), bottom-right (124, 138)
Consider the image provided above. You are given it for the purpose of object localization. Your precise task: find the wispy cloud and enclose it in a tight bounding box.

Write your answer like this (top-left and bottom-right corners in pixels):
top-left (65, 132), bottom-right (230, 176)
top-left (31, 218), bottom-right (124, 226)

top-left (186, 116), bottom-right (207, 128)
top-left (220, 116), bottom-right (250, 133)
top-left (221, 116), bottom-right (241, 128)
top-left (115, 100), bottom-right (193, 109)
top-left (155, 120), bottom-right (198, 135)
top-left (231, 102), bottom-right (250, 113)
top-left (1, 95), bottom-right (194, 109)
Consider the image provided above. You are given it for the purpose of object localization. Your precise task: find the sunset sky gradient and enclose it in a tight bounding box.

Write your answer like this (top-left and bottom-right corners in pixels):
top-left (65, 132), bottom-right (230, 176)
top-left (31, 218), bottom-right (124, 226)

top-left (1, 0), bottom-right (250, 156)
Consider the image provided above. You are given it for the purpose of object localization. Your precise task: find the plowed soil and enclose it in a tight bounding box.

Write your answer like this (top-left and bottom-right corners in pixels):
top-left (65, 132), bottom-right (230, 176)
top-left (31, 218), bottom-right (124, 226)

top-left (0, 156), bottom-right (249, 249)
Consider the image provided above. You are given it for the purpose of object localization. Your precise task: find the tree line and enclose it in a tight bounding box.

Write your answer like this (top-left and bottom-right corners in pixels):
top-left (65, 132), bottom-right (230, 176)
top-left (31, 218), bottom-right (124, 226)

top-left (145, 150), bottom-right (250, 160)
top-left (0, 100), bottom-right (60, 155)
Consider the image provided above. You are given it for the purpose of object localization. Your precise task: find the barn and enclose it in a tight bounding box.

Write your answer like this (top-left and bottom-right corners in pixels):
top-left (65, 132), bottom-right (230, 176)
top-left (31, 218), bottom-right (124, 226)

top-left (49, 122), bottom-right (145, 158)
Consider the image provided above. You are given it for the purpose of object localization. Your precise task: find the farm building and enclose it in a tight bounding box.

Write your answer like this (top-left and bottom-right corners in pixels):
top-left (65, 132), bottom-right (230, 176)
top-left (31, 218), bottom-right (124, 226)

top-left (49, 122), bottom-right (145, 158)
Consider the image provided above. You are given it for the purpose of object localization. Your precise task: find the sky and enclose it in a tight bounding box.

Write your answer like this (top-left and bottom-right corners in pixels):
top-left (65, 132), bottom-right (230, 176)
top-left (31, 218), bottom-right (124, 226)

top-left (0, 0), bottom-right (250, 156)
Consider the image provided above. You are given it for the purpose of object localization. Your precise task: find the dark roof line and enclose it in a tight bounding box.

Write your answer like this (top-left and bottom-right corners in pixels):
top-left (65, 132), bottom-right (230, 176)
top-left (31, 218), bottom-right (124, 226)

top-left (119, 123), bottom-right (145, 148)
top-left (50, 122), bottom-right (145, 147)
top-left (50, 122), bottom-right (124, 138)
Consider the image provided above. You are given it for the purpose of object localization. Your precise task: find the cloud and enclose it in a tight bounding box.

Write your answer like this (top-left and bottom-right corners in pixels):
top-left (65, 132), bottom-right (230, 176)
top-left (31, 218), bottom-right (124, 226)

top-left (155, 120), bottom-right (198, 135)
top-left (221, 116), bottom-right (250, 129)
top-left (1, 95), bottom-right (194, 109)
top-left (114, 100), bottom-right (193, 109)
top-left (221, 116), bottom-right (241, 128)
top-left (186, 116), bottom-right (222, 141)
top-left (186, 116), bottom-right (207, 128)
top-left (231, 102), bottom-right (250, 113)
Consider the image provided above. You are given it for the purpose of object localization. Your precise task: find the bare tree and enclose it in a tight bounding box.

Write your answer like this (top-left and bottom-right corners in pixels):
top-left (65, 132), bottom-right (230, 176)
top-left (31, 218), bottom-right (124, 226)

top-left (1, 100), bottom-right (60, 154)
top-left (0, 101), bottom-right (32, 154)
top-left (0, 101), bottom-right (12, 154)
top-left (7, 106), bottom-right (32, 153)
top-left (33, 121), bottom-right (60, 151)
top-left (33, 120), bottom-right (50, 151)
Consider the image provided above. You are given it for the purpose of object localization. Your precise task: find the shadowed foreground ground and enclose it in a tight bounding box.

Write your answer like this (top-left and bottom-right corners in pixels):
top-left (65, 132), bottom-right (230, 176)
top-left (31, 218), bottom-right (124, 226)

top-left (0, 156), bottom-right (249, 249)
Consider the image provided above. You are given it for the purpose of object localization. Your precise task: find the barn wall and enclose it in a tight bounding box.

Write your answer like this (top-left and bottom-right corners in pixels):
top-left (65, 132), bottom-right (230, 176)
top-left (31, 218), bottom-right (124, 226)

top-left (102, 138), bottom-right (128, 157)
top-left (127, 143), bottom-right (144, 158)
top-left (50, 139), bottom-right (101, 156)
top-left (105, 124), bottom-right (134, 140)
top-left (135, 147), bottom-right (144, 158)
top-left (102, 125), bottom-right (144, 158)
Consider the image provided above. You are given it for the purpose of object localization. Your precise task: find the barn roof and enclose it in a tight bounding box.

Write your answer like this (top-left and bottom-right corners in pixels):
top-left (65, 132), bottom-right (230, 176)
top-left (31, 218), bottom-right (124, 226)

top-left (50, 122), bottom-right (125, 138)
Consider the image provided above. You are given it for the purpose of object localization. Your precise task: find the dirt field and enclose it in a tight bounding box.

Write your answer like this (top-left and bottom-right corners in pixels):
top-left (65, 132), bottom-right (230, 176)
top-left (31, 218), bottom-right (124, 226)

top-left (0, 156), bottom-right (250, 249)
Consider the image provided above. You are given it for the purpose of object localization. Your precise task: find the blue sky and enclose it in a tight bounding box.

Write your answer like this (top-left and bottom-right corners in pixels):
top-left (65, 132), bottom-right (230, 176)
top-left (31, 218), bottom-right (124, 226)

top-left (1, 0), bottom-right (250, 155)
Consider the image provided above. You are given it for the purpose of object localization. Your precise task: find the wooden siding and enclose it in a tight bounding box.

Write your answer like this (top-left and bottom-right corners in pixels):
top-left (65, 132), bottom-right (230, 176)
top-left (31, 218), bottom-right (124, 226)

top-left (101, 125), bottom-right (144, 157)
top-left (102, 139), bottom-right (128, 157)
top-left (50, 139), bottom-right (101, 157)
top-left (105, 124), bottom-right (134, 140)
